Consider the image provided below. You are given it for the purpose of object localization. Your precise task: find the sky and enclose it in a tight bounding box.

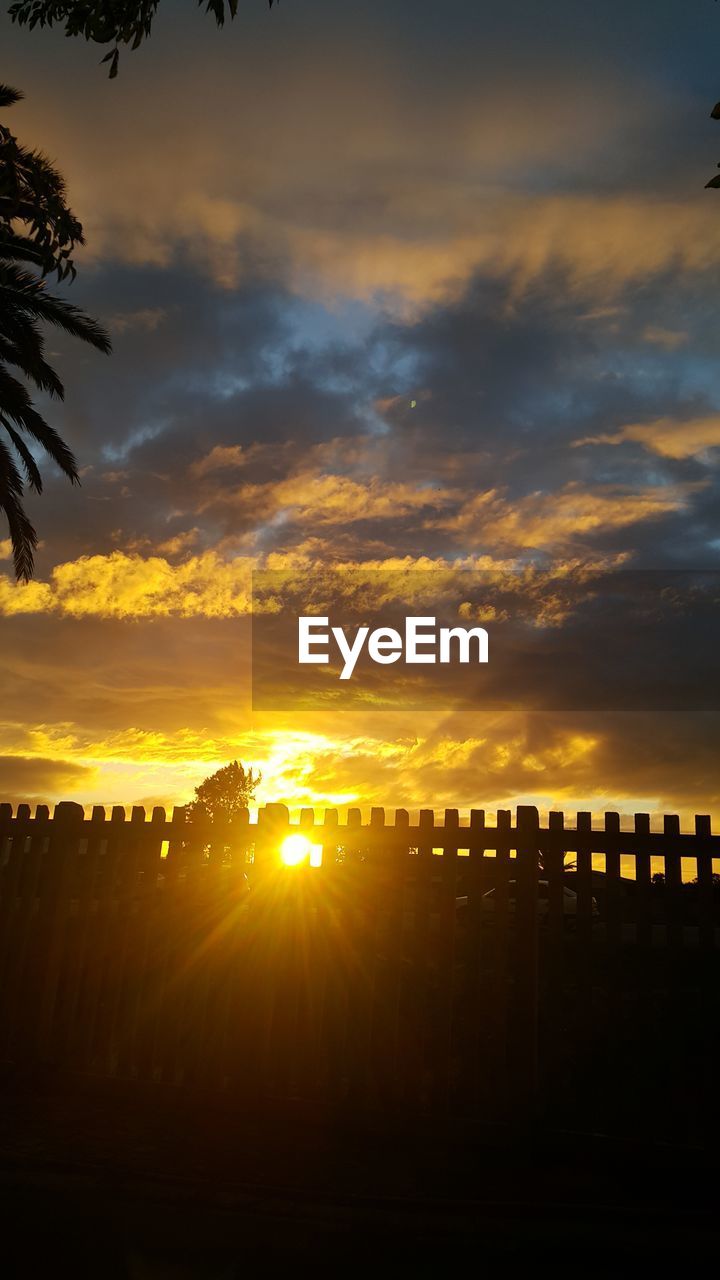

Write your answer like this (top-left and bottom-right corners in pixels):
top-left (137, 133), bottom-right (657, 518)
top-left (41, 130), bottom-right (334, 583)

top-left (2, 0), bottom-right (720, 822)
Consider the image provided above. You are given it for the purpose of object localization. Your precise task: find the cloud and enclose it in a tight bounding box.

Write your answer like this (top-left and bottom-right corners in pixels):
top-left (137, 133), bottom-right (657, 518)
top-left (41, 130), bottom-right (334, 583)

top-left (0, 549), bottom-right (509, 619)
top-left (642, 326), bottom-right (689, 351)
top-left (1, 576), bottom-right (718, 820)
top-left (430, 482), bottom-right (698, 551)
top-left (575, 416), bottom-right (720, 461)
top-left (190, 445), bottom-right (248, 477)
top-left (0, 755), bottom-right (95, 801)
top-left (198, 471), bottom-right (455, 528)
top-left (275, 198), bottom-right (720, 314)
top-left (156, 528), bottom-right (202, 556)
top-left (0, 552), bottom-right (252, 619)
top-left (0, 545), bottom-right (588, 621)
top-left (51, 191), bottom-right (720, 317)
top-left (8, 22), bottom-right (714, 313)
top-left (107, 307), bottom-right (168, 335)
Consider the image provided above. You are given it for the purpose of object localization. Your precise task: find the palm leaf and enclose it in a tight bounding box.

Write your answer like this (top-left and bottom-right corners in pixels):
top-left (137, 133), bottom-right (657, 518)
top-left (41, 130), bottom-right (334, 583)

top-left (0, 80), bottom-right (110, 577)
top-left (0, 266), bottom-right (111, 354)
top-left (0, 85), bottom-right (24, 109)
top-left (0, 417), bottom-right (43, 491)
top-left (0, 435), bottom-right (36, 580)
top-left (0, 368), bottom-right (79, 481)
top-left (0, 331), bottom-right (65, 398)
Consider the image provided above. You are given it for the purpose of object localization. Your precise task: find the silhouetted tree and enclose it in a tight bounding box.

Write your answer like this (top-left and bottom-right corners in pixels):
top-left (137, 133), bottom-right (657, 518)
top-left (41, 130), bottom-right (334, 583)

top-left (0, 83), bottom-right (110, 578)
top-left (187, 759), bottom-right (261, 827)
top-left (9, 0), bottom-right (276, 78)
top-left (186, 759), bottom-right (261, 865)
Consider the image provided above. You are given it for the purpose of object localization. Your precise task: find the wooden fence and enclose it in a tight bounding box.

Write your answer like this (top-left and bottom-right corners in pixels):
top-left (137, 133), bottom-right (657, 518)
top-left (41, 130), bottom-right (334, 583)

top-left (1, 800), bottom-right (719, 1139)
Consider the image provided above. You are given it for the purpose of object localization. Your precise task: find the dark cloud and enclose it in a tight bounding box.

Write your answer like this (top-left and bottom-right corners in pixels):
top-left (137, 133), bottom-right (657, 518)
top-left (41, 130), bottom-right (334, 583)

top-left (0, 755), bottom-right (94, 802)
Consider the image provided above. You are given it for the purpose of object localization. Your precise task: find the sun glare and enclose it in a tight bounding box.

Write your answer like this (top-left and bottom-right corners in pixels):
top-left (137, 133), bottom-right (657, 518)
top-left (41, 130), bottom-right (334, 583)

top-left (280, 834), bottom-right (312, 866)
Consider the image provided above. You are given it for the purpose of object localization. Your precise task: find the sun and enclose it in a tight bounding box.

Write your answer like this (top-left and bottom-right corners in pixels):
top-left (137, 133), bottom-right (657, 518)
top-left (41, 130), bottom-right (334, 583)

top-left (280, 833), bottom-right (312, 866)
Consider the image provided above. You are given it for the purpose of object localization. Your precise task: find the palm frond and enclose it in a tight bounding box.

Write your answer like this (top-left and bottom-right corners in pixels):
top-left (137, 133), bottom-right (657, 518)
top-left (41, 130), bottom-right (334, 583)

top-left (0, 435), bottom-right (36, 580)
top-left (0, 80), bottom-right (110, 577)
top-left (0, 368), bottom-right (79, 481)
top-left (1, 86), bottom-right (85, 281)
top-left (0, 416), bottom-right (43, 491)
top-left (0, 272), bottom-right (111, 354)
top-left (0, 334), bottom-right (65, 398)
top-left (0, 85), bottom-right (24, 109)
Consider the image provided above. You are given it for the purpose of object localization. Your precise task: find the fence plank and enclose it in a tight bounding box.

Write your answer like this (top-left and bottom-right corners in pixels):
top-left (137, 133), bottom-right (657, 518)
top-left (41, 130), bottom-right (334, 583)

top-left (664, 814), bottom-right (682, 952)
top-left (1, 805), bottom-right (48, 1063)
top-left (696, 815), bottom-right (714, 953)
top-left (634, 814), bottom-right (651, 950)
top-left (430, 809), bottom-right (459, 1110)
top-left (512, 806), bottom-right (540, 1120)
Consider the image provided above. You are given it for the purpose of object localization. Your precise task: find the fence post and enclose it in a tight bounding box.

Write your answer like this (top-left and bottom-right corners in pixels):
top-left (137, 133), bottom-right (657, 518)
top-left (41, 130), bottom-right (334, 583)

top-left (36, 801), bottom-right (85, 1062)
top-left (696, 815), bottom-right (714, 951)
top-left (255, 804), bottom-right (289, 878)
top-left (165, 805), bottom-right (187, 879)
top-left (513, 804), bottom-right (540, 1126)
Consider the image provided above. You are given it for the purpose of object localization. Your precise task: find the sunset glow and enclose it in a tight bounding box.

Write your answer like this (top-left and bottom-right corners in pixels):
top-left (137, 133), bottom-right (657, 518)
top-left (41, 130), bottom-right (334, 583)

top-left (280, 834), bottom-right (312, 866)
top-left (3, 3), bottom-right (720, 1254)
top-left (1, 3), bottom-right (719, 826)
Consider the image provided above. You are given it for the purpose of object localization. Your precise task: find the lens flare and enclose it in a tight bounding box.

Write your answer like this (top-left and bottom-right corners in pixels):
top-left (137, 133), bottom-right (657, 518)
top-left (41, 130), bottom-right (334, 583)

top-left (280, 833), bottom-right (312, 866)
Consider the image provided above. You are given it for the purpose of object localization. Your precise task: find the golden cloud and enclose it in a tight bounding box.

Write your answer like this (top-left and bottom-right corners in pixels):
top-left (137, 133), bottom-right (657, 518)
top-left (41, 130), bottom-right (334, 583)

top-left (0, 549), bottom-right (491, 620)
top-left (575, 415), bottom-right (720, 460)
top-left (0, 552), bottom-right (254, 618)
top-left (431, 482), bottom-right (698, 550)
top-left (12, 54), bottom-right (716, 312)
top-left (190, 445), bottom-right (248, 477)
top-left (59, 194), bottom-right (720, 315)
top-left (0, 545), bottom-right (627, 620)
top-left (199, 471), bottom-right (455, 525)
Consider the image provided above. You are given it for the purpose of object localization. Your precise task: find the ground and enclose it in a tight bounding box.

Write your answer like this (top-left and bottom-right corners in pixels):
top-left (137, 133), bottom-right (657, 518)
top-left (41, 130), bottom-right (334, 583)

top-left (0, 1080), bottom-right (717, 1274)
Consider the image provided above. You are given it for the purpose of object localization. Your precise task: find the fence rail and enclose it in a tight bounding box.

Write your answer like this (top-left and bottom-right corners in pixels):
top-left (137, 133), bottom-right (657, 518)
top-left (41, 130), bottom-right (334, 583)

top-left (1, 800), bottom-right (719, 1139)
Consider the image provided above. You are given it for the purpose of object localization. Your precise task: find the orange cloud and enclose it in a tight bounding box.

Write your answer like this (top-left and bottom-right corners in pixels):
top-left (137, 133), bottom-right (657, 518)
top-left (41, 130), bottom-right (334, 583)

top-left (190, 445), bottom-right (248, 477)
top-left (0, 552), bottom-right (253, 619)
top-left (0, 546), bottom-right (623, 620)
top-left (199, 471), bottom-right (455, 526)
top-left (575, 416), bottom-right (720, 460)
top-left (431, 482), bottom-right (698, 551)
top-left (11, 53), bottom-right (714, 312)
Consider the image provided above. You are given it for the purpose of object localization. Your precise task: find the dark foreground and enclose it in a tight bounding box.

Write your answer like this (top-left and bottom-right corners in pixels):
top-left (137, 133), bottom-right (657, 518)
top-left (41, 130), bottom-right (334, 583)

top-left (0, 1081), bottom-right (718, 1276)
top-left (2, 805), bottom-right (719, 1271)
